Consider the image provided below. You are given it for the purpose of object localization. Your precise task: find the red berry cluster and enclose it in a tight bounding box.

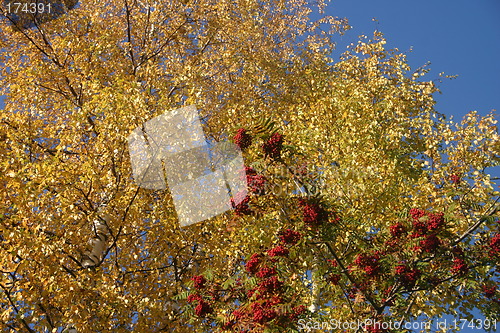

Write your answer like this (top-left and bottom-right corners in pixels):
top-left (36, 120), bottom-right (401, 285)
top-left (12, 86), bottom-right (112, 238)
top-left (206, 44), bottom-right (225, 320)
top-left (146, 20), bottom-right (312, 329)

top-left (187, 294), bottom-right (213, 317)
top-left (221, 230), bottom-right (305, 330)
top-left (329, 273), bottom-right (341, 285)
top-left (256, 276), bottom-right (283, 295)
top-left (354, 252), bottom-right (381, 277)
top-left (279, 229), bottom-right (302, 245)
top-left (234, 128), bottom-right (252, 150)
top-left (252, 301), bottom-right (277, 324)
top-left (298, 197), bottom-right (329, 226)
top-left (449, 173), bottom-right (461, 184)
top-left (195, 299), bottom-right (213, 317)
top-left (255, 266), bottom-right (277, 278)
top-left (489, 233), bottom-right (500, 258)
top-left (191, 275), bottom-right (206, 289)
top-left (232, 195), bottom-right (252, 216)
top-left (327, 259), bottom-right (338, 267)
top-left (231, 309), bottom-right (244, 320)
top-left (245, 253), bottom-right (262, 273)
top-left (267, 245), bottom-right (289, 257)
top-left (409, 208), bottom-right (426, 221)
top-left (389, 222), bottom-right (406, 238)
top-left (186, 227), bottom-right (306, 330)
top-left (417, 234), bottom-right (441, 253)
top-left (407, 208), bottom-right (446, 254)
top-left (245, 166), bottom-right (267, 195)
top-left (394, 264), bottom-right (421, 289)
top-left (288, 305), bottom-right (307, 320)
top-left (262, 133), bottom-right (283, 160)
top-left (246, 251), bottom-right (287, 298)
top-left (326, 259), bottom-right (342, 286)
top-left (187, 294), bottom-right (202, 303)
top-left (427, 212), bottom-right (445, 231)
top-left (482, 285), bottom-right (497, 299)
top-left (409, 208), bottom-right (445, 238)
top-left (450, 258), bottom-right (468, 275)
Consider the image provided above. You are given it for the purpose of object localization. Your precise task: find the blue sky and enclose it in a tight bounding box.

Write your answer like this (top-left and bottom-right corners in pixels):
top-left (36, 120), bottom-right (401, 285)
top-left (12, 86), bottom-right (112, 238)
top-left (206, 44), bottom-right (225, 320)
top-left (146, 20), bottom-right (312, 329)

top-left (324, 1), bottom-right (499, 332)
top-left (327, 0), bottom-right (500, 122)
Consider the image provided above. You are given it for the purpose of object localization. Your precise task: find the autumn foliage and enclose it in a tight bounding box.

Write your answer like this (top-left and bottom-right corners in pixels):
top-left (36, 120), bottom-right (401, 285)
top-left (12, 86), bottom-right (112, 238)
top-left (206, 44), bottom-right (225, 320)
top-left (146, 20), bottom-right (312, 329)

top-left (0, 0), bottom-right (499, 332)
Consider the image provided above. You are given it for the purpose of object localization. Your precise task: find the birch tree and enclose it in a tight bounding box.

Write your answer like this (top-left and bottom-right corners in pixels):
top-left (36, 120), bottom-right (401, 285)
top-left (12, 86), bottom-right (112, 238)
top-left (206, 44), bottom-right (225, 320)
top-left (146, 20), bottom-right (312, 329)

top-left (1, 0), bottom-right (499, 332)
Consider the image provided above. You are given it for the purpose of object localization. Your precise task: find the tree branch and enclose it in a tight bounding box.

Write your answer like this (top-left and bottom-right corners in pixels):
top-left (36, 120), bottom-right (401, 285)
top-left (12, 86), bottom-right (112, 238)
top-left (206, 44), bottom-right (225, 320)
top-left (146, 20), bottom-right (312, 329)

top-left (323, 241), bottom-right (383, 314)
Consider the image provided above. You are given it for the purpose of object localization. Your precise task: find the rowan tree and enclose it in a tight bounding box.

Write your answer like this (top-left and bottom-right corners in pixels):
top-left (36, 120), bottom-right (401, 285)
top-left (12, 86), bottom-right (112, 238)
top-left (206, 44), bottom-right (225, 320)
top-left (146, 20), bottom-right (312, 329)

top-left (0, 0), bottom-right (499, 332)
